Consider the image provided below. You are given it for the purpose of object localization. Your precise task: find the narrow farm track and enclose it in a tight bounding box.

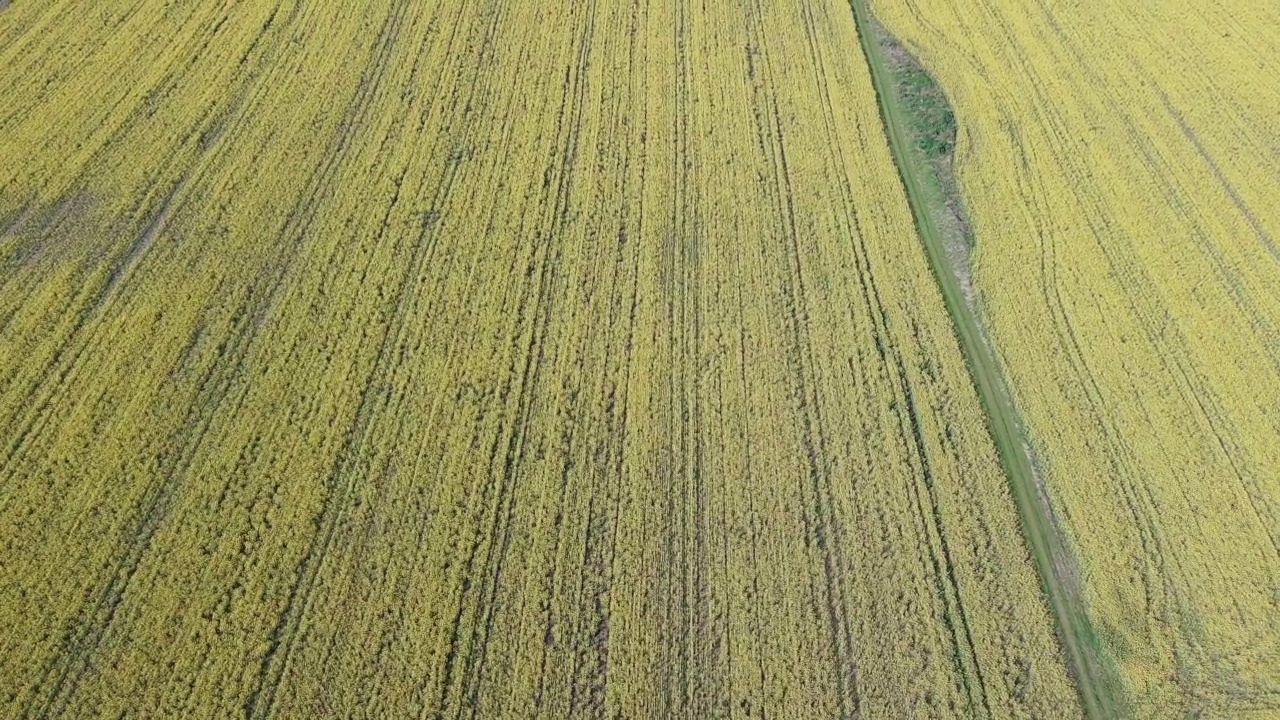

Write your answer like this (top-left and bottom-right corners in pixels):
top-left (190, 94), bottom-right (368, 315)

top-left (2, 1), bottom-right (1083, 717)
top-left (873, 0), bottom-right (1280, 717)
top-left (847, 3), bottom-right (1118, 718)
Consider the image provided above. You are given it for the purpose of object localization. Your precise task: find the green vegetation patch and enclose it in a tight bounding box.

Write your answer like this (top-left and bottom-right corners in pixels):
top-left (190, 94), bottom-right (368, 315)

top-left (886, 46), bottom-right (955, 160)
top-left (870, 19), bottom-right (973, 252)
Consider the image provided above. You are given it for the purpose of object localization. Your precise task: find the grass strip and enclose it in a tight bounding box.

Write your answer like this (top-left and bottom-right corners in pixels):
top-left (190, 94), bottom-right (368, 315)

top-left (845, 2), bottom-right (1126, 718)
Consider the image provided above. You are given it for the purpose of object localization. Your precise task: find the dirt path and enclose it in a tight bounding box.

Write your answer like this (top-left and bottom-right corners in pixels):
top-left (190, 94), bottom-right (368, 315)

top-left (846, 1), bottom-right (1124, 718)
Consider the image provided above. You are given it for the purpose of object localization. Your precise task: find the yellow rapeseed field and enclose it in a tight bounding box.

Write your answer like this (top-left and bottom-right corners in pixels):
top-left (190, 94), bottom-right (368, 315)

top-left (0, 0), bottom-right (1085, 717)
top-left (874, 0), bottom-right (1280, 717)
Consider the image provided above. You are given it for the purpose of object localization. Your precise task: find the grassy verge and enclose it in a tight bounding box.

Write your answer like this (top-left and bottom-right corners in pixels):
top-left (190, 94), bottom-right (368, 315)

top-left (846, 2), bottom-right (1125, 718)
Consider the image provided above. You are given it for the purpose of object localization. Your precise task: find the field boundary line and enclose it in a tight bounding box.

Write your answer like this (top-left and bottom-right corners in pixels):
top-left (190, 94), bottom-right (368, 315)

top-left (844, 2), bottom-right (1125, 718)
